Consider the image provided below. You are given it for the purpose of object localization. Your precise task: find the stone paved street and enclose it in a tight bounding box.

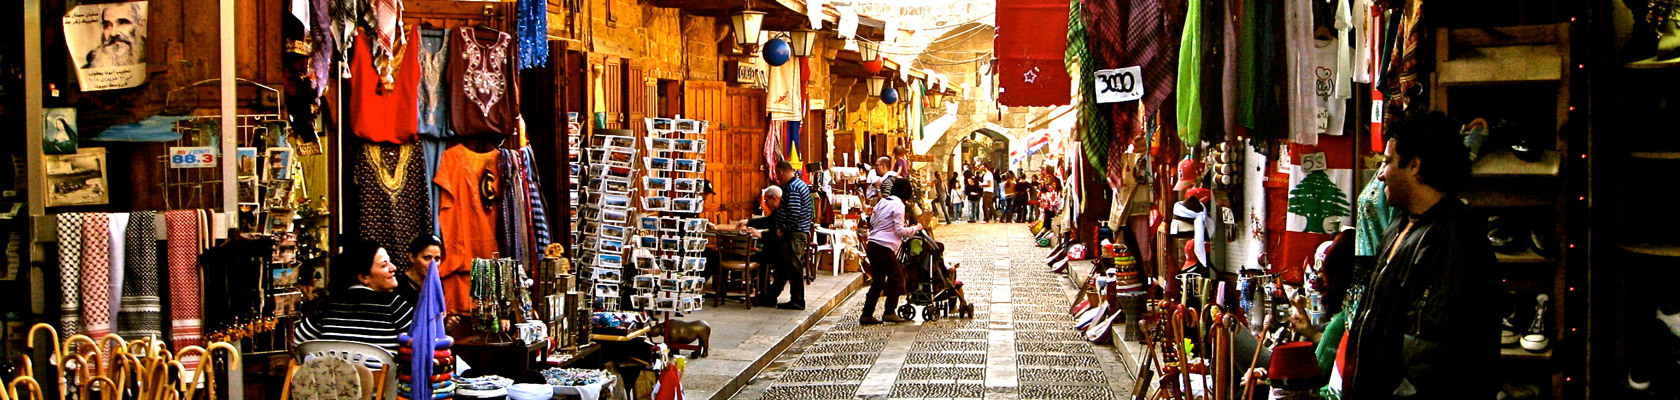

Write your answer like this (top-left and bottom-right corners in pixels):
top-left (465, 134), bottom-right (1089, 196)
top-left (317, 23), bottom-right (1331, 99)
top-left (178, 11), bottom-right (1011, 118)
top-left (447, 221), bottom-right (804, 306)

top-left (728, 222), bottom-right (1136, 400)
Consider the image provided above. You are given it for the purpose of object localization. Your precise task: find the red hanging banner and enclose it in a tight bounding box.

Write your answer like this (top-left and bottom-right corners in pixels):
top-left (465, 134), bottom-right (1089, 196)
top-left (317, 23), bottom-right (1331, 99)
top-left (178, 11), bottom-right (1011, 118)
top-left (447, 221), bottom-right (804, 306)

top-left (996, 0), bottom-right (1072, 107)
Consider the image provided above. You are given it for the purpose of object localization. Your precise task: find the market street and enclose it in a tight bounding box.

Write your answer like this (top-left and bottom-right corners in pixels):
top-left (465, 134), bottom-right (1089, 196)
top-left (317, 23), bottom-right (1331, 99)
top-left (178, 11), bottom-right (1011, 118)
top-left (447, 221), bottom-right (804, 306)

top-left (730, 222), bottom-right (1136, 400)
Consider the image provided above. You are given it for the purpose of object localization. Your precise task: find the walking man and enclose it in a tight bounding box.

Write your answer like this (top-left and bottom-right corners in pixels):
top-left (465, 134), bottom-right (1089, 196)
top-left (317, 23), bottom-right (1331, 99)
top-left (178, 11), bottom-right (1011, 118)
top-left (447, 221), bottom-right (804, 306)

top-left (979, 164), bottom-right (996, 222)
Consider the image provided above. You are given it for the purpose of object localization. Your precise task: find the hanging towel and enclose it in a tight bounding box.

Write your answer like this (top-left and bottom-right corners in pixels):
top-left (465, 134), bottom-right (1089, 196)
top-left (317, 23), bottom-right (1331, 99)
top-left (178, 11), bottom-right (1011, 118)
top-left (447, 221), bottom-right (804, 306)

top-left (166, 210), bottom-right (204, 349)
top-left (81, 213), bottom-right (112, 336)
top-left (106, 212), bottom-right (130, 335)
top-left (119, 211), bottom-right (162, 340)
top-left (57, 213), bottom-right (85, 335)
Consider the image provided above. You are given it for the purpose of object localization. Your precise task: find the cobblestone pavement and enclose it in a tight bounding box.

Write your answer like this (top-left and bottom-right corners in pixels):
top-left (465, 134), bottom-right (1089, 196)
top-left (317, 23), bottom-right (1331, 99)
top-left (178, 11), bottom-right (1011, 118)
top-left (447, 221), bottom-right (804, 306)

top-left (728, 222), bottom-right (1136, 400)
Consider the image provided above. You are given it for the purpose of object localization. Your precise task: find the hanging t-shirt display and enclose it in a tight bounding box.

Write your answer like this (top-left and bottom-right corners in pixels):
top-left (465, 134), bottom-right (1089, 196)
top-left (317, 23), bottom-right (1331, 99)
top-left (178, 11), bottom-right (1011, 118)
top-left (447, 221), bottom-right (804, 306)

top-left (418, 27), bottom-right (453, 139)
top-left (436, 145), bottom-right (502, 313)
top-left (351, 27), bottom-right (420, 144)
top-left (355, 142), bottom-right (434, 271)
top-left (449, 27), bottom-right (521, 137)
top-left (1274, 134), bottom-right (1356, 281)
top-left (1313, 36), bottom-right (1349, 136)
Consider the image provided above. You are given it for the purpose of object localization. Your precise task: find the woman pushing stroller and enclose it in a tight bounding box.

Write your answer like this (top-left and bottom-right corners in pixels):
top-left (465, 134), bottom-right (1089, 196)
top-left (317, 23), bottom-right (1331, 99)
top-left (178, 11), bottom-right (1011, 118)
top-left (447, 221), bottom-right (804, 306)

top-left (860, 178), bottom-right (922, 325)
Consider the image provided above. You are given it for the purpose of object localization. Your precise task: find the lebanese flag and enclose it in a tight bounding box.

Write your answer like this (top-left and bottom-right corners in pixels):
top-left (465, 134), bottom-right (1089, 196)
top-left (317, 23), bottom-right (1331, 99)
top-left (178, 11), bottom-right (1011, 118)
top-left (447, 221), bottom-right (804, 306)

top-left (996, 0), bottom-right (1071, 106)
top-left (1267, 134), bottom-right (1357, 282)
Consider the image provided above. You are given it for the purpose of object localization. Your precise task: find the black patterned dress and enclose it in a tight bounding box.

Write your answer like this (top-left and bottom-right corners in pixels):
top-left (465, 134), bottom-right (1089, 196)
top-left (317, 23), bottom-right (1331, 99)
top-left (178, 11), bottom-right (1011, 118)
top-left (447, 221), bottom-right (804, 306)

top-left (356, 142), bottom-right (434, 271)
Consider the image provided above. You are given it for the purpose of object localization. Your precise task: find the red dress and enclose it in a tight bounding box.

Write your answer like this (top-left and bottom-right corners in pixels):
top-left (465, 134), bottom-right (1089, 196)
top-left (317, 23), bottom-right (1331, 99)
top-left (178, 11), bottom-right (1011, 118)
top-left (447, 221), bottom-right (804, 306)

top-left (434, 144), bottom-right (501, 313)
top-left (351, 27), bottom-right (420, 144)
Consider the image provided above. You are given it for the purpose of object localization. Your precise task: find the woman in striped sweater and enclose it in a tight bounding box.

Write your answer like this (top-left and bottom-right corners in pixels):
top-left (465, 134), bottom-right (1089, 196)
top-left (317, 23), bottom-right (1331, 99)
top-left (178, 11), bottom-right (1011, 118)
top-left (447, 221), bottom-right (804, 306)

top-left (295, 240), bottom-right (416, 354)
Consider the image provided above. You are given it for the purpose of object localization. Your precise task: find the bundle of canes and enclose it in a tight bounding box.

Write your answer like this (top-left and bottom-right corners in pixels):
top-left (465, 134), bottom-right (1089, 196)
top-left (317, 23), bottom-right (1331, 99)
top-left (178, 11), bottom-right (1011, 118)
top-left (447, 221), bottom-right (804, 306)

top-left (1170, 304), bottom-right (1197, 399)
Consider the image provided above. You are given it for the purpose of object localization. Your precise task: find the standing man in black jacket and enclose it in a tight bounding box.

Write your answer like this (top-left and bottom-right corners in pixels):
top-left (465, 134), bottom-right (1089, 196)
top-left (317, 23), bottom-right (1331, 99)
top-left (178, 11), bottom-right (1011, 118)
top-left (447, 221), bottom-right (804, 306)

top-left (1343, 112), bottom-right (1497, 399)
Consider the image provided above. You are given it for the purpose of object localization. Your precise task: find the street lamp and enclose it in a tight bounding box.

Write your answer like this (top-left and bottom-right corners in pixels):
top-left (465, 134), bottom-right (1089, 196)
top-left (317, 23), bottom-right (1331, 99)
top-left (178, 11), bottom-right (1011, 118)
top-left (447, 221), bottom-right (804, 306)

top-left (731, 10), bottom-right (767, 50)
top-left (789, 29), bottom-right (817, 57)
top-left (867, 76), bottom-right (885, 97)
top-left (858, 39), bottom-right (879, 61)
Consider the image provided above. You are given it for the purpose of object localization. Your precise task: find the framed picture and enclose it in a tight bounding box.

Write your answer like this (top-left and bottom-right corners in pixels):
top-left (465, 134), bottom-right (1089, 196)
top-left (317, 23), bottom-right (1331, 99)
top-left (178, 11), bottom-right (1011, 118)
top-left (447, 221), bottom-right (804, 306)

top-left (600, 239), bottom-right (626, 254)
top-left (43, 108), bottom-right (78, 155)
top-left (641, 196), bottom-right (669, 211)
top-left (645, 157), bottom-right (671, 171)
top-left (263, 179), bottom-right (294, 209)
top-left (266, 148), bottom-right (293, 180)
top-left (602, 194), bottom-right (631, 208)
top-left (683, 218), bottom-right (707, 233)
top-left (639, 216), bottom-right (660, 231)
top-left (674, 139), bottom-right (698, 153)
top-left (595, 284), bottom-right (620, 299)
top-left (597, 254), bottom-right (624, 268)
top-left (592, 267), bottom-right (623, 283)
top-left (44, 147), bottom-right (109, 207)
top-left (648, 138), bottom-right (674, 152)
top-left (674, 119), bottom-right (699, 133)
top-left (670, 198), bottom-right (701, 213)
top-left (644, 177), bottom-right (670, 191)
top-left (605, 165), bottom-right (634, 180)
top-left (604, 135), bottom-right (636, 149)
top-left (630, 294), bottom-right (652, 310)
top-left (601, 207), bottom-right (631, 224)
top-left (601, 225), bottom-right (628, 241)
top-left (659, 217), bottom-right (681, 233)
top-left (236, 148), bottom-right (259, 178)
top-left (672, 179), bottom-right (698, 193)
top-left (237, 177), bottom-right (260, 204)
top-left (660, 238), bottom-right (682, 252)
top-left (652, 118), bottom-right (675, 131)
top-left (265, 209), bottom-right (295, 233)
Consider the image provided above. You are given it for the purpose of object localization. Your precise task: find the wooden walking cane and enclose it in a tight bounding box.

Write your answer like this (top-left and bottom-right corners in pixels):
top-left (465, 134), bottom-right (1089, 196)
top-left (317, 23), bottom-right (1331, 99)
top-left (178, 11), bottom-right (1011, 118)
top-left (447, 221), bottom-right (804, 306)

top-left (1241, 315), bottom-right (1273, 400)
top-left (24, 324), bottom-right (61, 400)
top-left (181, 342), bottom-right (241, 400)
top-left (7, 375), bottom-right (44, 400)
top-left (1171, 305), bottom-right (1198, 400)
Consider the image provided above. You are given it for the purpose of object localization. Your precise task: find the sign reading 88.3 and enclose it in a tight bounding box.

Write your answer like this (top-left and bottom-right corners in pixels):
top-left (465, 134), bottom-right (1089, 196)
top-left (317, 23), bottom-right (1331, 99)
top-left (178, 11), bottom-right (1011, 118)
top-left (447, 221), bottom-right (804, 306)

top-left (169, 146), bottom-right (218, 168)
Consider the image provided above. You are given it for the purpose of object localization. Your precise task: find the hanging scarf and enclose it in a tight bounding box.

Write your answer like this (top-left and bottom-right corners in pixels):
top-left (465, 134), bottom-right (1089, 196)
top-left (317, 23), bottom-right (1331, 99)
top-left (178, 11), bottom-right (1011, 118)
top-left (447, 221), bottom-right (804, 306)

top-left (330, 0), bottom-right (361, 77)
top-left (118, 211), bottom-right (162, 340)
top-left (1173, 201), bottom-right (1210, 268)
top-left (520, 147), bottom-right (551, 253)
top-left (1067, 0), bottom-right (1110, 180)
top-left (105, 212), bottom-right (129, 336)
top-left (166, 210), bottom-right (205, 349)
top-left (81, 213), bottom-right (111, 336)
top-left (57, 213), bottom-right (85, 335)
top-left (407, 260), bottom-right (451, 400)
top-left (516, 0), bottom-right (548, 69)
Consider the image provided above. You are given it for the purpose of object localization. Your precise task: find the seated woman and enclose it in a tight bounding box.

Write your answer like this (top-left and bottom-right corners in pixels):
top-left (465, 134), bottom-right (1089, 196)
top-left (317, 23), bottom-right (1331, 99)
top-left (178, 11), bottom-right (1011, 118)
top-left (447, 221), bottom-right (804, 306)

top-left (295, 240), bottom-right (416, 354)
top-left (396, 234), bottom-right (445, 303)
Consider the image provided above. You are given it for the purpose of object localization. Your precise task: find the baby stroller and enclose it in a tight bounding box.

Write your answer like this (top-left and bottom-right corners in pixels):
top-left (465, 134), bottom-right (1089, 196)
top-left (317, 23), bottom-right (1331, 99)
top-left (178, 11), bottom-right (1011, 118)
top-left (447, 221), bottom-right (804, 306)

top-left (896, 230), bottom-right (974, 321)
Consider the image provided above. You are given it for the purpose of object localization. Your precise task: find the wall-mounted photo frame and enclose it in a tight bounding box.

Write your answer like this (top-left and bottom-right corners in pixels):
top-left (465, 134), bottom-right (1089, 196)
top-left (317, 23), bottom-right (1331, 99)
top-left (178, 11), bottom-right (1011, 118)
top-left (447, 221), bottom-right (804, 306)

top-left (43, 108), bottom-right (78, 155)
top-left (44, 147), bottom-right (109, 207)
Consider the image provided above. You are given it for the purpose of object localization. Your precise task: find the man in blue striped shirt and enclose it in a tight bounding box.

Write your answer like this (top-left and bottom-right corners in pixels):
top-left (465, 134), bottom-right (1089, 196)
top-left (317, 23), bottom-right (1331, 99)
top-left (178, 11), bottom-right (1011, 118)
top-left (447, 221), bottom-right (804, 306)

top-left (759, 159), bottom-right (813, 310)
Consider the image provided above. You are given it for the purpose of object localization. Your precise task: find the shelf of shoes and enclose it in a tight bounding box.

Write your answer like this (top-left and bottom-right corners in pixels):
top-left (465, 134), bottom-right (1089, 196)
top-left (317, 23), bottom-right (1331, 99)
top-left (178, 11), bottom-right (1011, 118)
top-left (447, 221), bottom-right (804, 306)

top-left (1496, 248), bottom-right (1551, 265)
top-left (1618, 242), bottom-right (1680, 258)
top-left (1471, 149), bottom-right (1562, 178)
top-left (1436, 25), bottom-right (1567, 87)
top-left (1629, 151), bottom-right (1680, 160)
top-left (1502, 346), bottom-right (1553, 361)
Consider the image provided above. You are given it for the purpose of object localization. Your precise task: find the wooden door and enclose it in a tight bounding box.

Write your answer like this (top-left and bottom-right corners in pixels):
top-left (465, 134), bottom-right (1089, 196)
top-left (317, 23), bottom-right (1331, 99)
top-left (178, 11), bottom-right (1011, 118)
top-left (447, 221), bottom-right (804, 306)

top-left (602, 56), bottom-right (624, 129)
top-left (684, 81), bottom-right (767, 223)
top-left (625, 60), bottom-right (649, 136)
top-left (805, 110), bottom-right (827, 168)
top-left (833, 131), bottom-right (856, 167)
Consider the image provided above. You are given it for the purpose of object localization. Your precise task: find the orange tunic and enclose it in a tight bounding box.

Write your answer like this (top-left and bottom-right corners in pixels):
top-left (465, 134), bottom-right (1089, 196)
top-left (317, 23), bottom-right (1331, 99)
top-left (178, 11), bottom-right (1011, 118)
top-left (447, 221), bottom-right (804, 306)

top-left (434, 145), bottom-right (500, 313)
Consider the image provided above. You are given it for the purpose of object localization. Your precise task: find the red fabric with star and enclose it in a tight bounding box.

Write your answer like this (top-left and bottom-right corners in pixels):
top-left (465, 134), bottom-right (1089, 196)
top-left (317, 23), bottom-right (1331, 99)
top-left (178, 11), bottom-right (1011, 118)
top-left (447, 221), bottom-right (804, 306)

top-left (997, 0), bottom-right (1072, 106)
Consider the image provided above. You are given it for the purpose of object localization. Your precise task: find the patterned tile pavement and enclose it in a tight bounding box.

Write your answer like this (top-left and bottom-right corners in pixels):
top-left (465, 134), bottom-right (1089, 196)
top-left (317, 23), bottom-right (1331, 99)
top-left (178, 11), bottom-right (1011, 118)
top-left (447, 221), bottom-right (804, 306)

top-left (728, 222), bottom-right (1136, 400)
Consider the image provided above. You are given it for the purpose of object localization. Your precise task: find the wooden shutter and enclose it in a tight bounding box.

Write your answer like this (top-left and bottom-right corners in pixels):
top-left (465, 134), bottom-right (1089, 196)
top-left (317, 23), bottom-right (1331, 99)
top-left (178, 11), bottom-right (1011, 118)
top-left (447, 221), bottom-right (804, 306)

top-left (603, 56), bottom-right (623, 129)
top-left (625, 60), bottom-right (648, 136)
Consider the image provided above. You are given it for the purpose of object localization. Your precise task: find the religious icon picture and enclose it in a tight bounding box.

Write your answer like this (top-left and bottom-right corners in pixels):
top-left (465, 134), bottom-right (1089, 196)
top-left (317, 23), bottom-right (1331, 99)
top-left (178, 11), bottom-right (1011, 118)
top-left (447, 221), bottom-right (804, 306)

top-left (44, 108), bottom-right (78, 155)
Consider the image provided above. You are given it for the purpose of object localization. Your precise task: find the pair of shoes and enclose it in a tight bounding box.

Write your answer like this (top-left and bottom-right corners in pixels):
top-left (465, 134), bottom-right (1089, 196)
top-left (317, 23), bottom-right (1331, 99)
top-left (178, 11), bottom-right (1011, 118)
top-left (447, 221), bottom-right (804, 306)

top-left (777, 302), bottom-right (805, 310)
top-left (859, 316), bottom-right (883, 325)
top-left (755, 300), bottom-right (778, 308)
top-left (882, 314), bottom-right (911, 324)
top-left (1521, 294), bottom-right (1550, 352)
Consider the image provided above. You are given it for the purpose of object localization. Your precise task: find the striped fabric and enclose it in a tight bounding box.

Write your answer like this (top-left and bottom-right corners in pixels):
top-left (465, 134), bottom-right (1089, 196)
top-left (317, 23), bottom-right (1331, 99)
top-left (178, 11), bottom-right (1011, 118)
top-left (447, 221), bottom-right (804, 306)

top-left (81, 213), bottom-right (112, 336)
top-left (119, 211), bottom-right (162, 340)
top-left (57, 213), bottom-right (85, 335)
top-left (776, 177), bottom-right (814, 233)
top-left (165, 210), bottom-right (204, 349)
top-left (295, 286), bottom-right (416, 354)
top-left (105, 212), bottom-right (129, 336)
top-left (521, 147), bottom-right (551, 251)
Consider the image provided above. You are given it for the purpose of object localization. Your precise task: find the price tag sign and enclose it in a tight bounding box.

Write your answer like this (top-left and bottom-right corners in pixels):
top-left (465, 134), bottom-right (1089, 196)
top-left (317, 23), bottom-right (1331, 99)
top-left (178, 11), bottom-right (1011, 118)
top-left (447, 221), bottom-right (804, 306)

top-left (169, 146), bottom-right (217, 169)
top-left (1299, 152), bottom-right (1328, 172)
top-left (1093, 66), bottom-right (1144, 104)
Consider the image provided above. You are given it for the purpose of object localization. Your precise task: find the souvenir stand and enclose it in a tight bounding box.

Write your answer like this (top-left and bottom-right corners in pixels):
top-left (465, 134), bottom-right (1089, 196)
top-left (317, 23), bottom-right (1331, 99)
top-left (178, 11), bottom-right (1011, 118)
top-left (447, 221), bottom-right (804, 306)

top-left (628, 117), bottom-right (710, 357)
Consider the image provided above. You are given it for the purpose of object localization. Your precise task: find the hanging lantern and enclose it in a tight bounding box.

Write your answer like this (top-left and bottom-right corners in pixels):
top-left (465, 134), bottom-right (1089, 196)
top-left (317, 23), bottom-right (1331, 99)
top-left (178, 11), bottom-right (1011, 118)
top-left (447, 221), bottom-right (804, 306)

top-left (731, 10), bottom-right (767, 49)
top-left (858, 39), bottom-right (879, 61)
top-left (763, 38), bottom-right (792, 66)
top-left (867, 76), bottom-right (885, 97)
top-left (789, 29), bottom-right (817, 57)
top-left (928, 90), bottom-right (944, 104)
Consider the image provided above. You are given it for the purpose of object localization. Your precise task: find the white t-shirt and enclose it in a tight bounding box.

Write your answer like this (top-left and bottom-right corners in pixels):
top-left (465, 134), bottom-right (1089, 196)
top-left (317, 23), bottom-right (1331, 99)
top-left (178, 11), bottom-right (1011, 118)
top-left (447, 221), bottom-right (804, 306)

top-left (1313, 36), bottom-right (1349, 136)
top-left (980, 171), bottom-right (995, 193)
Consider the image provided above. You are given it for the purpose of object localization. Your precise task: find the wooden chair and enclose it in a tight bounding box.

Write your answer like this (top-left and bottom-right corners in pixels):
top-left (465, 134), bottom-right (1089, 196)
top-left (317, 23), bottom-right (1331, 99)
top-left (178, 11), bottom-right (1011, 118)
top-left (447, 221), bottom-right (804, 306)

top-left (281, 340), bottom-right (395, 400)
top-left (714, 233), bottom-right (761, 309)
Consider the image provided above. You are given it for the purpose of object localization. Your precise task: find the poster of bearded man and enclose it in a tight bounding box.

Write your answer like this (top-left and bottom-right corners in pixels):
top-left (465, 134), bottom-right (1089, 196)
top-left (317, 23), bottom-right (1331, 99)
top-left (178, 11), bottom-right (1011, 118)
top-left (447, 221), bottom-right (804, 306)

top-left (63, 1), bottom-right (148, 91)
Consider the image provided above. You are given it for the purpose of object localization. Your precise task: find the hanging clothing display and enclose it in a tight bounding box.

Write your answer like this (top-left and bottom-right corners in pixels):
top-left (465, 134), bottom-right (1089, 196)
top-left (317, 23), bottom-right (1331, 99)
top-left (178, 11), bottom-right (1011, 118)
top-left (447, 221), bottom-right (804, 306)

top-left (449, 27), bottom-right (521, 137)
top-left (435, 145), bottom-right (502, 313)
top-left (1354, 178), bottom-right (1399, 257)
top-left (352, 27), bottom-right (421, 144)
top-left (1313, 35), bottom-right (1350, 136)
top-left (57, 213), bottom-right (85, 336)
top-left (418, 27), bottom-right (453, 139)
top-left (166, 210), bottom-right (208, 349)
top-left (1285, 0), bottom-right (1318, 145)
top-left (356, 142), bottom-right (434, 271)
top-left (520, 147), bottom-right (551, 253)
top-left (105, 212), bottom-right (129, 335)
top-left (497, 148), bottom-right (531, 269)
top-left (515, 0), bottom-right (548, 69)
top-left (768, 61), bottom-right (801, 121)
top-left (81, 213), bottom-right (112, 336)
top-left (118, 211), bottom-right (161, 340)
top-left (1174, 0), bottom-right (1204, 148)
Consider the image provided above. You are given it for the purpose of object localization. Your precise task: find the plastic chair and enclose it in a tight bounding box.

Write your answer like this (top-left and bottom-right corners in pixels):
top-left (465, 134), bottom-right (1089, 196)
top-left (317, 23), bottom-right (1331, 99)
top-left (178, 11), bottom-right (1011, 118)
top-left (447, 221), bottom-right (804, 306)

top-left (282, 340), bottom-right (396, 400)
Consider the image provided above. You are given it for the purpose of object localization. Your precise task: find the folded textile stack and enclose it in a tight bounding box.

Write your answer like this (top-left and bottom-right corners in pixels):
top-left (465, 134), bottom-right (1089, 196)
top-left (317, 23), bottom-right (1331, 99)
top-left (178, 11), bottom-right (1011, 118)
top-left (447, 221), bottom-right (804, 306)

top-left (541, 368), bottom-right (609, 387)
top-left (452, 375), bottom-right (514, 399)
top-left (397, 334), bottom-right (456, 400)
